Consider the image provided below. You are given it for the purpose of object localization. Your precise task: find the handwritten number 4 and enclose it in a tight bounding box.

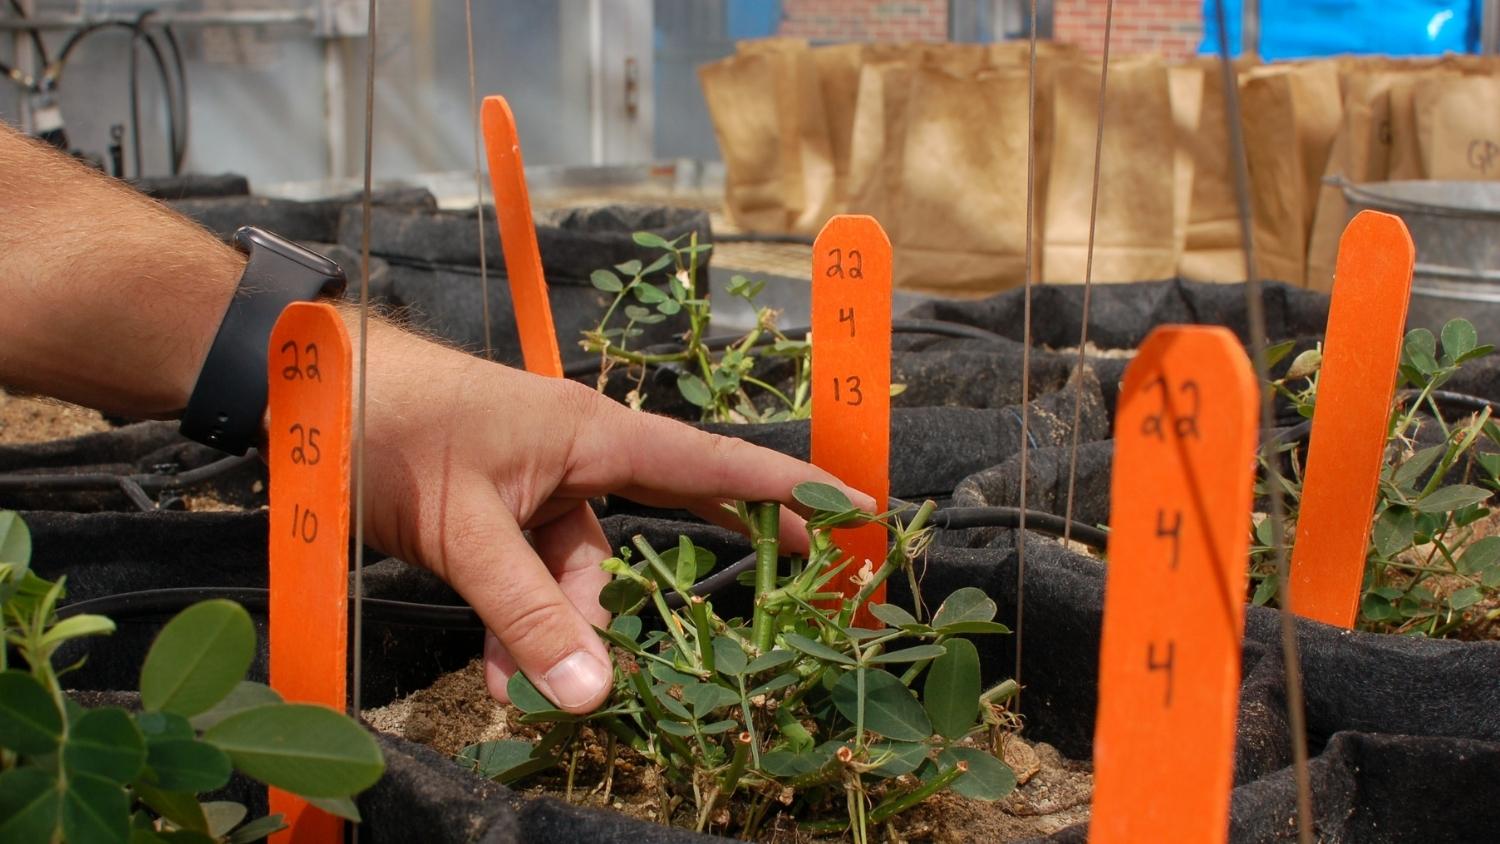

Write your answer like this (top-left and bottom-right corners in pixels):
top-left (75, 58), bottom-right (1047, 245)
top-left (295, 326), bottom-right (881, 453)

top-left (280, 341), bottom-right (322, 381)
top-left (839, 307), bottom-right (856, 338)
top-left (1146, 641), bottom-right (1175, 708)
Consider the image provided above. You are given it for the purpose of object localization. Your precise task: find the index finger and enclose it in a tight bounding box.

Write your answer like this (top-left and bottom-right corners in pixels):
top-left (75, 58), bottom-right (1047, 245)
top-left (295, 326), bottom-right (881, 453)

top-left (561, 397), bottom-right (877, 514)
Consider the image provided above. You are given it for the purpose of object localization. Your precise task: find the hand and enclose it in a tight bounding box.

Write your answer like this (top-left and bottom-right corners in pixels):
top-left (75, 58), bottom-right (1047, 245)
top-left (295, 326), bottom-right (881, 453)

top-left (355, 320), bottom-right (873, 713)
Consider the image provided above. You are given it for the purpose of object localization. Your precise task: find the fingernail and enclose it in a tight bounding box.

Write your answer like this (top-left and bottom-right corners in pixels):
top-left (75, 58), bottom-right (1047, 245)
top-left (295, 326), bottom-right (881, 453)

top-left (543, 651), bottom-right (611, 710)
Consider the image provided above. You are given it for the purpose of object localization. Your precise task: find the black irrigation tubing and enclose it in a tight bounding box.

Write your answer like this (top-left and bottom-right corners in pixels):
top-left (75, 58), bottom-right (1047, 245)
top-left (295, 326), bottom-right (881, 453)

top-left (57, 586), bottom-right (485, 630)
top-left (561, 318), bottom-right (1010, 379)
top-left (712, 232), bottom-right (816, 245)
top-left (52, 504), bottom-right (1105, 624)
top-left (0, 451), bottom-right (258, 511)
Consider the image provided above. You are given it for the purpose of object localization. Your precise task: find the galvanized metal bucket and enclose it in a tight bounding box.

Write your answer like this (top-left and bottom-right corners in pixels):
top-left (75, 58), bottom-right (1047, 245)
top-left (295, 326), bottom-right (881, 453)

top-left (1340, 180), bottom-right (1500, 337)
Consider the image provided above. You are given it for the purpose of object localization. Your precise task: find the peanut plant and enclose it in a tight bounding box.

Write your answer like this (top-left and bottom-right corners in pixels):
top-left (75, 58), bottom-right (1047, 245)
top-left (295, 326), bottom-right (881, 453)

top-left (1252, 318), bottom-right (1500, 636)
top-left (459, 484), bottom-right (1018, 841)
top-left (0, 511), bottom-right (384, 843)
top-left (581, 233), bottom-right (812, 424)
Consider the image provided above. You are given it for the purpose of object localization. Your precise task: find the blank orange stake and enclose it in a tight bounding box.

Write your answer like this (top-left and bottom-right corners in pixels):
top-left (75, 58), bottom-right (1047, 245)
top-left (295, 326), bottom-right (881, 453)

top-left (811, 215), bottom-right (892, 625)
top-left (267, 302), bottom-right (352, 844)
top-left (1289, 211), bottom-right (1415, 628)
top-left (482, 94), bottom-right (564, 377)
top-left (1092, 326), bottom-right (1258, 844)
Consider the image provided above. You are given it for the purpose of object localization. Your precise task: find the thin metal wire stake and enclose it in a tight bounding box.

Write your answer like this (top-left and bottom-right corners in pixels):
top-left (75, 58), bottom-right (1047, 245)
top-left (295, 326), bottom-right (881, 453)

top-left (1014, 0), bottom-right (1040, 712)
top-left (1212, 2), bottom-right (1314, 840)
top-left (351, 0), bottom-right (377, 740)
top-left (463, 0), bottom-right (492, 361)
top-left (1063, 0), bottom-right (1115, 544)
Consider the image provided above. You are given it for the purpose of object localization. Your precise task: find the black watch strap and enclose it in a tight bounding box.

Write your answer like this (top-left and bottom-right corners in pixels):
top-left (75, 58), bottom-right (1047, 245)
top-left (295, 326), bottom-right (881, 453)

top-left (180, 227), bottom-right (347, 455)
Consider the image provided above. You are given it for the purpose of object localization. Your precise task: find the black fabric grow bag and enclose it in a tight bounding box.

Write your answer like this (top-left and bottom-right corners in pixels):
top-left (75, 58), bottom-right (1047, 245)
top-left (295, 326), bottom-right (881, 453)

top-left (169, 187), bottom-right (437, 244)
top-left (337, 204), bottom-right (713, 365)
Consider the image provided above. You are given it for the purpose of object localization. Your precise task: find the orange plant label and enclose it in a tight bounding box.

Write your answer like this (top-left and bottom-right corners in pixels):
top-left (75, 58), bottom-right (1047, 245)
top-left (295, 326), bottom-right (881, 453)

top-left (1289, 211), bottom-right (1415, 627)
top-left (481, 94), bottom-right (563, 377)
top-left (1091, 326), bottom-right (1258, 844)
top-left (267, 302), bottom-right (352, 844)
top-left (810, 215), bottom-right (892, 624)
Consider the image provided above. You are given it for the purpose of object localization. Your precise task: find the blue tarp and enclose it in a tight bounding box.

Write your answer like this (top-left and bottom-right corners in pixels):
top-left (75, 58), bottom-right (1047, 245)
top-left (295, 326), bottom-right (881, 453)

top-left (1200, 0), bottom-right (1482, 59)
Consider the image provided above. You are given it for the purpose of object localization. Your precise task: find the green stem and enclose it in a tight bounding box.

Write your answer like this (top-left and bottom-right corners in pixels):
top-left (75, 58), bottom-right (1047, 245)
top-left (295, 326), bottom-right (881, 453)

top-left (750, 502), bottom-right (782, 654)
top-left (839, 501), bottom-right (936, 628)
top-left (868, 761), bottom-right (968, 824)
top-left (689, 597), bottom-right (716, 674)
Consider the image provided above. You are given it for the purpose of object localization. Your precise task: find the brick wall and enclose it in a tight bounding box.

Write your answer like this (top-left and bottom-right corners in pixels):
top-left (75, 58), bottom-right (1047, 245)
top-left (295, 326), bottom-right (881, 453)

top-left (1055, 0), bottom-right (1203, 58)
top-left (778, 0), bottom-right (950, 42)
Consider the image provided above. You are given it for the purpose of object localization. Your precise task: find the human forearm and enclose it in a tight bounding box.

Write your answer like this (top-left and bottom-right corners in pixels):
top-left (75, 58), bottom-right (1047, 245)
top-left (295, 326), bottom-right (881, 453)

top-left (0, 122), bottom-right (242, 418)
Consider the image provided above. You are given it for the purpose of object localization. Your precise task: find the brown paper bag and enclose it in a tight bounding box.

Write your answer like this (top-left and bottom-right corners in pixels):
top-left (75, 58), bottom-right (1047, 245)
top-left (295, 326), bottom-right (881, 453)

top-left (1305, 70), bottom-right (1401, 291)
top-left (697, 53), bottom-right (787, 231)
top-left (1415, 75), bottom-right (1500, 180)
top-left (1180, 57), bottom-right (1249, 281)
top-left (1169, 64), bottom-right (1205, 271)
top-left (1044, 59), bottom-right (1177, 283)
top-left (892, 65), bottom-right (1033, 292)
top-left (1387, 65), bottom-right (1461, 179)
top-left (811, 44), bottom-right (867, 214)
top-left (1239, 62), bottom-right (1342, 286)
top-left (845, 60), bottom-right (917, 241)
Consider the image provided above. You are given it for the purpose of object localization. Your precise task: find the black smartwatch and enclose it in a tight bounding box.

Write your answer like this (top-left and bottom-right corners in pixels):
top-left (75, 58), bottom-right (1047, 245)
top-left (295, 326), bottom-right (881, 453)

top-left (179, 227), bottom-right (347, 455)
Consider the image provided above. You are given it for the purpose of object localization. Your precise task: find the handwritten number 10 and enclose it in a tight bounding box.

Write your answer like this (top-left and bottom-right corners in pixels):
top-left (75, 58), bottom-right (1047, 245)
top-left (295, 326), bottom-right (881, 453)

top-left (289, 504), bottom-right (318, 544)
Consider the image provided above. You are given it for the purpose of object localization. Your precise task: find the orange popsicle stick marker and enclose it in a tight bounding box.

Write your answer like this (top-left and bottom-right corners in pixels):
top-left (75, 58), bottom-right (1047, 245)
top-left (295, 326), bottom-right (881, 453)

top-left (1289, 211), bottom-right (1415, 628)
top-left (811, 215), bottom-right (892, 626)
top-left (267, 303), bottom-right (353, 844)
top-left (481, 94), bottom-right (564, 377)
top-left (1092, 326), bottom-right (1258, 844)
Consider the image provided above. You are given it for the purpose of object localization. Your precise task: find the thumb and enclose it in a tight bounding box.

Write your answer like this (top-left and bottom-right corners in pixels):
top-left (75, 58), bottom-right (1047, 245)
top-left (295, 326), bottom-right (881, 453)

top-left (440, 486), bottom-right (612, 713)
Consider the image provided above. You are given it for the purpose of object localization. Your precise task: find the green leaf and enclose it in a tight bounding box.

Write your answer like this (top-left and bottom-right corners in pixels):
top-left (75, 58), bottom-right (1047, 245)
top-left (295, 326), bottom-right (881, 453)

top-left (1285, 348), bottom-right (1322, 381)
top-left (504, 672), bottom-right (553, 714)
top-left (0, 670), bottom-right (63, 754)
top-left (64, 708), bottom-right (146, 784)
top-left (674, 536), bottom-right (696, 592)
top-left (598, 577), bottom-right (646, 615)
top-left (1360, 592), bottom-right (1400, 623)
top-left (62, 773), bottom-right (130, 844)
top-left (657, 720), bottom-right (696, 737)
top-left (203, 704), bottom-right (384, 799)
top-left (1263, 339), bottom-right (1297, 369)
top-left (40, 614), bottom-right (116, 649)
top-left (632, 231), bottom-right (672, 249)
top-left (623, 304), bottom-right (665, 324)
top-left (684, 683), bottom-right (740, 718)
top-left (201, 803), bottom-right (247, 839)
top-left (632, 283), bottom-right (669, 305)
top-left (832, 668), bottom-right (932, 742)
top-left (609, 615), bottom-right (642, 643)
top-left (1458, 536), bottom-right (1500, 574)
top-left (1391, 445), bottom-right (1446, 492)
top-left (677, 373), bottom-right (712, 408)
top-left (224, 814), bottom-right (286, 844)
top-left (1483, 563), bottom-right (1500, 588)
top-left (1414, 484), bottom-right (1492, 514)
top-left (1442, 318), bottom-right (1478, 361)
top-left (792, 482), bottom-right (855, 514)
top-left (745, 650), bottom-right (796, 674)
top-left (131, 781), bottom-right (207, 833)
top-left (700, 719), bottom-right (738, 735)
top-left (932, 588), bottom-right (998, 629)
top-left (459, 739), bottom-right (540, 780)
top-left (1372, 507), bottom-right (1415, 558)
top-left (747, 672), bottom-right (798, 699)
top-left (1404, 328), bottom-right (1440, 375)
top-left (0, 512), bottom-right (31, 604)
top-left (783, 633), bottom-right (855, 666)
top-left (933, 621), bottom-right (1011, 635)
top-left (868, 603), bottom-right (918, 629)
top-left (306, 796), bottom-right (361, 823)
top-left (189, 682), bottom-right (282, 732)
top-left (935, 747), bottom-right (1016, 800)
top-left (868, 644), bottom-right (949, 665)
top-left (924, 639), bottom-right (981, 740)
top-left (712, 637), bottom-right (748, 676)
top-left (1449, 587), bottom-right (1483, 610)
top-left (660, 544), bottom-right (717, 580)
top-left (140, 600), bottom-right (256, 717)
top-left (0, 768), bottom-right (58, 844)
top-left (657, 298), bottom-right (681, 316)
top-left (589, 269), bottom-right (623, 293)
top-left (759, 746), bottom-right (834, 779)
top-left (146, 738), bottom-right (232, 792)
top-left (866, 741), bottom-right (929, 778)
top-left (614, 259), bottom-right (643, 276)
top-left (642, 254), bottom-right (674, 275)
top-left (1252, 576), bottom-right (1280, 607)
